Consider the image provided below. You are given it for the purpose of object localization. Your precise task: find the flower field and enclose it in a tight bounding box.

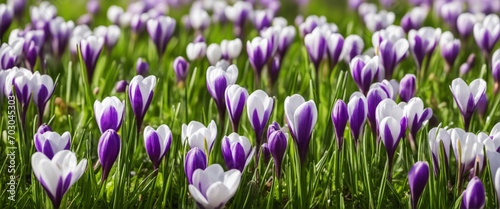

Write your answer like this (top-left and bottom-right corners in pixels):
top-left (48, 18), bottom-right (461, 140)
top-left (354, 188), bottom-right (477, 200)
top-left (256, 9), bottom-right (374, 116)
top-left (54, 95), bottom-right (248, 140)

top-left (1, 0), bottom-right (500, 208)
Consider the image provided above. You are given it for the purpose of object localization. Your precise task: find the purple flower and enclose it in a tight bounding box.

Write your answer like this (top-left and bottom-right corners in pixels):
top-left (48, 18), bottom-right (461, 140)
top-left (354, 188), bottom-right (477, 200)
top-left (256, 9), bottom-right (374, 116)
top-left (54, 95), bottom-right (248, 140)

top-left (94, 96), bottom-right (125, 133)
top-left (450, 78), bottom-right (486, 131)
top-left (31, 151), bottom-right (87, 209)
top-left (206, 62), bottom-right (238, 121)
top-left (94, 25), bottom-right (121, 52)
top-left (267, 122), bottom-right (288, 179)
top-left (401, 7), bottom-right (428, 33)
top-left (363, 10), bottom-right (395, 32)
top-left (49, 17), bottom-right (74, 59)
top-left (8, 0), bottom-right (26, 19)
top-left (30, 2), bottom-right (57, 35)
top-left (129, 75), bottom-right (156, 130)
top-left (349, 55), bottom-right (383, 95)
top-left (285, 94), bottom-right (317, 164)
top-left (349, 0), bottom-right (364, 10)
top-left (80, 35), bottom-right (104, 83)
top-left (457, 13), bottom-right (476, 39)
top-left (37, 124), bottom-right (52, 134)
top-left (298, 15), bottom-right (325, 37)
top-left (115, 80), bottom-right (128, 93)
top-left (0, 4), bottom-right (13, 39)
top-left (461, 177), bottom-right (485, 209)
top-left (304, 28), bottom-right (327, 71)
top-left (375, 99), bottom-right (406, 146)
top-left (404, 97), bottom-right (433, 150)
top-left (247, 37), bottom-right (273, 82)
top-left (332, 100), bottom-right (348, 150)
top-left (32, 72), bottom-right (56, 125)
top-left (225, 1), bottom-right (252, 37)
top-left (252, 9), bottom-right (273, 31)
top-left (326, 33), bottom-right (343, 70)
top-left (182, 120), bottom-right (217, 158)
top-left (473, 14), bottom-right (500, 55)
top-left (477, 94), bottom-right (488, 118)
top-left (376, 38), bottom-right (408, 79)
top-left (147, 16), bottom-right (176, 57)
top-left (221, 38), bottom-right (243, 61)
top-left (144, 125), bottom-right (172, 169)
top-left (184, 147), bottom-right (207, 184)
top-left (428, 127), bottom-right (451, 177)
top-left (173, 56), bottom-right (189, 84)
top-left (136, 57), bottom-right (149, 76)
top-left (277, 26), bottom-right (296, 58)
top-left (269, 56), bottom-right (281, 86)
top-left (439, 31), bottom-right (460, 69)
top-left (261, 143), bottom-right (271, 164)
top-left (348, 92), bottom-right (368, 149)
top-left (409, 27), bottom-right (442, 71)
top-left (12, 68), bottom-right (33, 126)
top-left (225, 85), bottom-right (248, 132)
top-left (0, 43), bottom-right (19, 70)
top-left (408, 161), bottom-right (429, 209)
top-left (222, 133), bottom-right (256, 172)
top-left (69, 25), bottom-right (92, 57)
top-left (247, 90), bottom-right (274, 147)
top-left (366, 87), bottom-right (390, 136)
top-left (439, 2), bottom-right (463, 31)
top-left (131, 14), bottom-right (150, 34)
top-left (341, 35), bottom-right (364, 63)
top-left (98, 129), bottom-right (121, 182)
top-left (379, 116), bottom-right (407, 180)
top-left (399, 74), bottom-right (416, 102)
top-left (34, 131), bottom-right (71, 159)
top-left (23, 30), bottom-right (45, 71)
top-left (86, 0), bottom-right (100, 14)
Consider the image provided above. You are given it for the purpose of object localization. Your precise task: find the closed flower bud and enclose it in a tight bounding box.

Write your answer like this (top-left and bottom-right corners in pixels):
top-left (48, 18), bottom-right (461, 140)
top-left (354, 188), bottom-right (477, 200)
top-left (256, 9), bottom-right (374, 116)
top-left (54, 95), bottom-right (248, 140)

top-left (98, 129), bottom-right (121, 182)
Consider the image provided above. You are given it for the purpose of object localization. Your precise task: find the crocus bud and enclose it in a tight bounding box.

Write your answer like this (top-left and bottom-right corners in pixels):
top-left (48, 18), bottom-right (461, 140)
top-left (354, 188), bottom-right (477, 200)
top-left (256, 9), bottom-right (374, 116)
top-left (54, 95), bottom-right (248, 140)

top-left (379, 116), bottom-right (407, 180)
top-left (207, 43), bottom-right (222, 65)
top-left (8, 0), bottom-right (25, 19)
top-left (147, 16), bottom-right (176, 57)
top-left (439, 31), bottom-right (460, 69)
top-left (144, 125), bottom-right (172, 169)
top-left (409, 27), bottom-right (441, 71)
top-left (298, 15), bottom-right (326, 37)
top-left (0, 44), bottom-right (18, 70)
top-left (439, 2), bottom-right (462, 31)
top-left (115, 80), bottom-right (128, 93)
top-left (341, 34), bottom-right (364, 63)
top-left (13, 68), bottom-right (33, 126)
top-left (225, 1), bottom-right (252, 36)
top-left (408, 161), bottom-right (429, 209)
top-left (367, 87), bottom-right (390, 136)
top-left (350, 55), bottom-right (383, 94)
top-left (30, 2), bottom-right (56, 34)
top-left (348, 92), bottom-right (368, 149)
top-left (189, 8), bottom-right (210, 32)
top-left (285, 94), bottom-right (318, 164)
top-left (277, 26), bottom-right (296, 57)
top-left (69, 25), bottom-right (92, 57)
top-left (327, 33), bottom-right (343, 70)
top-left (107, 5), bottom-right (124, 25)
top-left (37, 124), bottom-right (52, 134)
top-left (461, 177), bottom-right (485, 209)
top-left (473, 14), bottom-right (500, 55)
top-left (450, 78), bottom-right (486, 131)
top-left (477, 94), bottom-right (488, 118)
top-left (34, 131), bottom-right (71, 159)
top-left (94, 96), bottom-right (125, 133)
top-left (186, 41), bottom-right (207, 61)
top-left (129, 75), bottom-right (156, 129)
top-left (184, 147), bottom-right (207, 184)
top-left (23, 30), bottom-right (45, 71)
top-left (332, 100), bottom-right (348, 150)
top-left (31, 151), bottom-right (87, 209)
top-left (247, 90), bottom-right (274, 147)
top-left (252, 9), bottom-right (273, 31)
top-left (94, 25), bottom-right (121, 52)
top-left (49, 17), bottom-right (74, 58)
top-left (222, 133), bottom-right (256, 172)
top-left (457, 13), bottom-right (476, 39)
top-left (267, 122), bottom-right (288, 179)
top-left (247, 37), bottom-right (273, 82)
top-left (80, 35), bottom-right (104, 83)
top-left (399, 74), bottom-right (416, 102)
top-left (375, 99), bottom-right (406, 145)
top-left (401, 7), bottom-right (428, 33)
top-left (363, 10), bottom-right (395, 32)
top-left (98, 129), bottom-right (121, 182)
top-left (131, 13), bottom-right (149, 34)
top-left (188, 164), bottom-right (242, 209)
top-left (221, 38), bottom-right (242, 61)
top-left (404, 97), bottom-right (433, 149)
top-left (377, 38), bottom-right (408, 79)
top-left (304, 28), bottom-right (327, 71)
top-left (207, 61), bottom-right (239, 121)
top-left (261, 143), bottom-right (271, 164)
top-left (225, 85), bottom-right (248, 132)
top-left (428, 127), bottom-right (450, 177)
top-left (32, 72), bottom-right (56, 124)
top-left (136, 57), bottom-right (149, 76)
top-left (172, 56), bottom-right (189, 84)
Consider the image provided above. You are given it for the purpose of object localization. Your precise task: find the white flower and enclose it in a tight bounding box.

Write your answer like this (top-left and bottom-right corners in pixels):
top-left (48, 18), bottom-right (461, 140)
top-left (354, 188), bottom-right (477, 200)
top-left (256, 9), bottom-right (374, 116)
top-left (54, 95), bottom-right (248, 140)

top-left (206, 43), bottom-right (221, 65)
top-left (187, 42), bottom-right (207, 61)
top-left (182, 120), bottom-right (218, 156)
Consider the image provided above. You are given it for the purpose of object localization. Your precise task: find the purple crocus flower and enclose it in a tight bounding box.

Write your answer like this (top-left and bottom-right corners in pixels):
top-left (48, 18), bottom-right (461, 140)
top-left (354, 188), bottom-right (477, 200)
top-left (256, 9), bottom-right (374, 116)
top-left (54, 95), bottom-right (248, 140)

top-left (32, 72), bottom-right (56, 127)
top-left (129, 75), bottom-right (156, 130)
top-left (304, 28), bottom-right (327, 72)
top-left (493, 49), bottom-right (500, 93)
top-left (31, 151), bottom-right (87, 209)
top-left (267, 122), bottom-right (288, 179)
top-left (341, 34), bottom-right (364, 63)
top-left (363, 10), bottom-right (395, 32)
top-left (461, 177), bottom-right (486, 209)
top-left (147, 16), bottom-right (176, 57)
top-left (37, 124), bottom-right (52, 134)
top-left (247, 90), bottom-right (274, 149)
top-left (349, 55), bottom-right (383, 95)
top-left (136, 57), bottom-right (149, 76)
top-left (8, 0), bottom-right (26, 19)
top-left (247, 37), bottom-right (273, 83)
top-left (115, 80), bottom-right (127, 93)
top-left (94, 96), bottom-right (125, 133)
top-left (332, 100), bottom-right (348, 150)
top-left (439, 31), bottom-right (460, 70)
top-left (284, 94), bottom-right (318, 164)
top-left (327, 33), bottom-right (343, 70)
top-left (0, 4), bottom-right (13, 39)
top-left (408, 161), bottom-right (429, 209)
top-left (144, 125), bottom-right (172, 169)
top-left (367, 87), bottom-right (390, 137)
top-left (409, 27), bottom-right (442, 71)
top-left (277, 26), bottom-right (296, 58)
top-left (225, 1), bottom-right (252, 37)
top-left (401, 7), bottom-right (428, 33)
top-left (404, 97), bottom-right (433, 150)
top-left (80, 35), bottom-right (104, 83)
top-left (173, 56), bottom-right (189, 84)
top-left (348, 92), bottom-right (368, 149)
top-left (379, 116), bottom-right (407, 181)
top-left (428, 127), bottom-right (451, 177)
top-left (131, 13), bottom-right (150, 34)
top-left (225, 85), bottom-right (249, 132)
top-left (376, 38), bottom-right (408, 79)
top-left (69, 25), bottom-right (92, 57)
top-left (457, 13), bottom-right (476, 39)
top-left (184, 147), bottom-right (207, 184)
top-left (98, 129), bottom-right (121, 182)
top-left (34, 131), bottom-right (71, 159)
top-left (49, 17), bottom-right (74, 59)
top-left (206, 61), bottom-right (239, 122)
top-left (473, 14), bottom-right (500, 56)
top-left (222, 133), bottom-right (256, 172)
top-left (0, 44), bottom-right (19, 70)
top-left (439, 2), bottom-right (463, 31)
top-left (252, 9), bottom-right (273, 31)
top-left (450, 78), bottom-right (486, 131)
top-left (12, 68), bottom-right (33, 127)
top-left (399, 74), bottom-right (416, 102)
top-left (477, 94), bottom-right (488, 118)
top-left (298, 15), bottom-right (326, 38)
top-left (261, 143), bottom-right (271, 164)
top-left (23, 30), bottom-right (45, 71)
top-left (349, 0), bottom-right (364, 10)
top-left (30, 2), bottom-right (57, 35)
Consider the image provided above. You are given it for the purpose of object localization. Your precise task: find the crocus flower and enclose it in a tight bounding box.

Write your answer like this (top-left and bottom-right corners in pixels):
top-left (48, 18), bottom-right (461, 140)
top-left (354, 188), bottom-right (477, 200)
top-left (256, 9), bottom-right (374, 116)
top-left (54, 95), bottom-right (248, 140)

top-left (173, 56), bottom-right (189, 84)
top-left (212, 1), bottom-right (227, 23)
top-left (129, 75), bottom-right (156, 130)
top-left (457, 13), bottom-right (476, 39)
top-left (404, 97), bottom-right (432, 150)
top-left (473, 14), bottom-right (500, 56)
top-left (252, 9), bottom-right (273, 31)
top-left (107, 5), bottom-right (127, 26)
top-left (284, 94), bottom-right (318, 164)
top-left (189, 8), bottom-right (210, 32)
top-left (186, 41), bottom-right (207, 61)
top-left (0, 43), bottom-right (19, 70)
top-left (341, 34), bottom-right (364, 63)
top-left (439, 31), bottom-right (460, 70)
top-left (30, 2), bottom-right (57, 34)
top-left (409, 27), bottom-right (442, 71)
top-left (221, 133), bottom-right (256, 172)
top-left (408, 161), bottom-right (429, 209)
top-left (358, 3), bottom-right (377, 17)
top-left (94, 96), bottom-right (125, 133)
top-left (376, 38), bottom-right (408, 79)
top-left (80, 35), bottom-right (104, 83)
top-left (350, 55), bottom-right (384, 94)
top-left (144, 125), bottom-right (172, 169)
top-left (247, 37), bottom-right (273, 83)
top-left (298, 15), bottom-right (326, 38)
top-left (37, 124), bottom-right (52, 134)
top-left (428, 127), bottom-right (451, 177)
top-left (267, 122), bottom-right (288, 178)
top-left (399, 74), bottom-right (416, 102)
top-left (304, 28), bottom-right (327, 72)
top-left (449, 78), bottom-right (486, 131)
top-left (450, 128), bottom-right (484, 178)
top-left (147, 16), bottom-right (176, 57)
top-left (439, 2), bottom-right (462, 31)
top-left (49, 17), bottom-right (74, 59)
top-left (94, 25), bottom-right (121, 52)
top-left (136, 57), bottom-right (149, 76)
top-left (327, 33), bottom-right (343, 70)
top-left (185, 147), bottom-right (207, 184)
top-left (225, 1), bottom-right (252, 37)
top-left (348, 92), bottom-right (368, 148)
top-left (188, 164), bottom-right (242, 209)
top-left (182, 120), bottom-right (217, 158)
top-left (379, 116), bottom-right (407, 180)
top-left (363, 10), bottom-right (395, 32)
top-left (31, 151), bottom-right (87, 209)
top-left (34, 131), bottom-right (71, 159)
top-left (366, 86), bottom-right (390, 136)
top-left (332, 100), bottom-right (348, 150)
top-left (220, 38), bottom-right (242, 61)
top-left (98, 129), bottom-right (121, 182)
top-left (31, 72), bottom-right (56, 126)
top-left (206, 62), bottom-right (238, 121)
top-left (12, 68), bottom-right (33, 126)
top-left (375, 98), bottom-right (407, 145)
top-left (7, 0), bottom-right (25, 19)
top-left (225, 84), bottom-right (248, 132)
top-left (207, 44), bottom-right (222, 65)
top-left (401, 7), bottom-right (428, 33)
top-left (23, 30), bottom-right (45, 71)
top-left (86, 0), bottom-right (99, 14)
top-left (69, 25), bottom-right (92, 57)
top-left (115, 80), bottom-right (127, 93)
top-left (131, 13), bottom-right (149, 34)
top-left (477, 94), bottom-right (488, 118)
top-left (261, 143), bottom-right (271, 164)
top-left (461, 177), bottom-right (485, 209)
top-left (276, 26), bottom-right (296, 58)
top-left (247, 90), bottom-right (274, 147)
top-left (493, 49), bottom-right (500, 93)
